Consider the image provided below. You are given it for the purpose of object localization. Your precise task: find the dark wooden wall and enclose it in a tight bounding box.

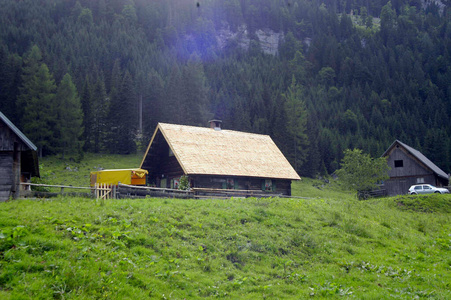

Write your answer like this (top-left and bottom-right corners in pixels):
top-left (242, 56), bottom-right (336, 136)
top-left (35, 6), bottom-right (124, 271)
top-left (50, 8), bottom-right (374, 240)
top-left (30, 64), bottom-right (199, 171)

top-left (385, 175), bottom-right (436, 196)
top-left (384, 145), bottom-right (445, 195)
top-left (0, 122), bottom-right (27, 152)
top-left (191, 175), bottom-right (292, 196)
top-left (1, 121), bottom-right (36, 200)
top-left (0, 153), bottom-right (13, 200)
top-left (143, 131), bottom-right (185, 188)
top-left (386, 147), bottom-right (431, 178)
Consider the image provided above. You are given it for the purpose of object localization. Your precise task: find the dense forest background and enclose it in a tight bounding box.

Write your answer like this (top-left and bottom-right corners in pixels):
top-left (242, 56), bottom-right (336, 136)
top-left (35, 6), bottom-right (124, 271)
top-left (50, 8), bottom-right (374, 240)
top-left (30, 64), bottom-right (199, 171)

top-left (0, 0), bottom-right (450, 177)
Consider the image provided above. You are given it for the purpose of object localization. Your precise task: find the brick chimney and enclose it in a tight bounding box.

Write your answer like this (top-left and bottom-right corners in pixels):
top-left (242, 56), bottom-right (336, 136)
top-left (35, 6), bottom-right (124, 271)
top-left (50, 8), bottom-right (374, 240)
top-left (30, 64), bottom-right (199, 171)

top-left (208, 120), bottom-right (222, 131)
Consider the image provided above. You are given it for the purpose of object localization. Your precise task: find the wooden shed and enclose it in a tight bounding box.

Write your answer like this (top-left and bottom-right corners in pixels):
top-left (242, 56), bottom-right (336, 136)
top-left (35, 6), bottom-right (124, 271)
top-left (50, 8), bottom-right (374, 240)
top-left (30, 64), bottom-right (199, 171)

top-left (140, 122), bottom-right (300, 196)
top-left (0, 111), bottom-right (39, 201)
top-left (382, 140), bottom-right (449, 196)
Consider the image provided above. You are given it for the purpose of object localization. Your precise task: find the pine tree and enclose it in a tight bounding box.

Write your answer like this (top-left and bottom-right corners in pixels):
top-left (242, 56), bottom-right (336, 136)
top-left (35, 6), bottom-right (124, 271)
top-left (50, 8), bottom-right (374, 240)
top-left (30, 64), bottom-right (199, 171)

top-left (91, 74), bottom-right (108, 153)
top-left (55, 73), bottom-right (83, 158)
top-left (21, 63), bottom-right (57, 157)
top-left (181, 53), bottom-right (211, 125)
top-left (282, 76), bottom-right (309, 173)
top-left (17, 45), bottom-right (43, 128)
top-left (81, 76), bottom-right (94, 152)
top-left (0, 49), bottom-right (22, 124)
top-left (107, 71), bottom-right (136, 154)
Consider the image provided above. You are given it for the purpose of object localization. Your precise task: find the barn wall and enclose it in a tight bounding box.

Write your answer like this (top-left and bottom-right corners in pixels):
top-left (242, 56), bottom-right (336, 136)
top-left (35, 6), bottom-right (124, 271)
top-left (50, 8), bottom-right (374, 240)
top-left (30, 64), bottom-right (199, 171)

top-left (385, 174), bottom-right (436, 196)
top-left (384, 145), bottom-right (447, 195)
top-left (386, 147), bottom-right (432, 178)
top-left (191, 175), bottom-right (292, 195)
top-left (0, 153), bottom-right (13, 201)
top-left (0, 122), bottom-right (27, 151)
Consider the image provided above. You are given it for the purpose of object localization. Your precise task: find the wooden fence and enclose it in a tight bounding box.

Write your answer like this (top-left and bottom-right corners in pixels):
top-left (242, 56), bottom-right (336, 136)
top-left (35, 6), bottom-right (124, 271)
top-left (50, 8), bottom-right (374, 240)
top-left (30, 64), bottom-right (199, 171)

top-left (20, 183), bottom-right (112, 200)
top-left (357, 189), bottom-right (388, 200)
top-left (117, 183), bottom-right (307, 199)
top-left (19, 182), bottom-right (310, 200)
top-left (95, 183), bottom-right (114, 200)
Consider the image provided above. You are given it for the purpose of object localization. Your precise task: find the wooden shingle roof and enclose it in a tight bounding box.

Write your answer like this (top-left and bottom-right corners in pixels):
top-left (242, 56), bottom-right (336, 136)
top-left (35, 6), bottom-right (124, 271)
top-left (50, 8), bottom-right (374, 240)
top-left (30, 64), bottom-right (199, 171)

top-left (141, 123), bottom-right (301, 180)
top-left (0, 111), bottom-right (37, 151)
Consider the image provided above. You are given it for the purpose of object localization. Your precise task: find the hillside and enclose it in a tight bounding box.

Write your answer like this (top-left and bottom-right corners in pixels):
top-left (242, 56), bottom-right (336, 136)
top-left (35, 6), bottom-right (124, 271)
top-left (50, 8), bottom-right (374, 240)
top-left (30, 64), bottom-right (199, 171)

top-left (0, 0), bottom-right (450, 177)
top-left (1, 191), bottom-right (451, 299)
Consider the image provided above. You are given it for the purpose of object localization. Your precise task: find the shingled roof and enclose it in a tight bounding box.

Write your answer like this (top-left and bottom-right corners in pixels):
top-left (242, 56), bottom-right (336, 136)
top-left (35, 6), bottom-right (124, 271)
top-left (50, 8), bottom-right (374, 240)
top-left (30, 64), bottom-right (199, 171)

top-left (0, 111), bottom-right (37, 151)
top-left (382, 140), bottom-right (449, 180)
top-left (141, 123), bottom-right (301, 180)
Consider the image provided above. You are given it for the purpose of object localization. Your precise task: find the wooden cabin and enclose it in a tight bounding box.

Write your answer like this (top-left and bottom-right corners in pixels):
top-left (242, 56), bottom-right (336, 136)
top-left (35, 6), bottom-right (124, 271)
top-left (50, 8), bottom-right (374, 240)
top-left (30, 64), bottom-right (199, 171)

top-left (0, 112), bottom-right (39, 201)
top-left (140, 122), bottom-right (300, 196)
top-left (382, 140), bottom-right (449, 196)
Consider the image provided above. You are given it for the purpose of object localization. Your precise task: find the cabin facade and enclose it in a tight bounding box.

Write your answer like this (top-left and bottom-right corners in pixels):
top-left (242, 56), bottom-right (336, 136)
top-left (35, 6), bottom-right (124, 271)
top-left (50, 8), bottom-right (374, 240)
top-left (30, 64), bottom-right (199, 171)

top-left (140, 122), bottom-right (300, 196)
top-left (0, 112), bottom-right (39, 201)
top-left (382, 140), bottom-right (449, 196)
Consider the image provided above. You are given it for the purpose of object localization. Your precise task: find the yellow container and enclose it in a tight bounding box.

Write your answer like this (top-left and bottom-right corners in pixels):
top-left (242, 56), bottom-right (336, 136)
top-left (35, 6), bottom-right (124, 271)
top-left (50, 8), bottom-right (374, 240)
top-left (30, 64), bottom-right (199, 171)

top-left (90, 169), bottom-right (148, 186)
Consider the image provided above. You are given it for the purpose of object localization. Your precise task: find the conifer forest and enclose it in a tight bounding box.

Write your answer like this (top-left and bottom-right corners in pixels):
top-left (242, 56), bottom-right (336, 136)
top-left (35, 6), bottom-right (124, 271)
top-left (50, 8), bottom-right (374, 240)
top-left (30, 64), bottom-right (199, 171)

top-left (0, 0), bottom-right (450, 176)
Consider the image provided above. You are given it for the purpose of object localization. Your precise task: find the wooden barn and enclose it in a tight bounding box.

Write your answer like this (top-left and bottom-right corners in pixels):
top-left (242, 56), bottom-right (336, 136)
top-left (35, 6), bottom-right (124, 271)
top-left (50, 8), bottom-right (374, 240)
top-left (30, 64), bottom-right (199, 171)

top-left (382, 140), bottom-right (449, 196)
top-left (140, 122), bottom-right (300, 196)
top-left (0, 112), bottom-right (39, 201)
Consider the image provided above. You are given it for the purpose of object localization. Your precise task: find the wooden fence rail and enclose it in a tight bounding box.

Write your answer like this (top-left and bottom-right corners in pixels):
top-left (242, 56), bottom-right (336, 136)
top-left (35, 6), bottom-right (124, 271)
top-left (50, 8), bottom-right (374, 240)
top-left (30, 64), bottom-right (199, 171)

top-left (20, 182), bottom-right (97, 199)
top-left (19, 182), bottom-right (313, 200)
top-left (117, 183), bottom-right (193, 199)
top-left (95, 183), bottom-right (114, 200)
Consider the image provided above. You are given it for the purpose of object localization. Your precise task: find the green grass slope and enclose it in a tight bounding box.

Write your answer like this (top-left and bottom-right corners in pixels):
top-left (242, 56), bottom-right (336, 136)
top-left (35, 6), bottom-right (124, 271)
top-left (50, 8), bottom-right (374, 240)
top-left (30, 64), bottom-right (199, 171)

top-left (39, 153), bottom-right (144, 188)
top-left (1, 192), bottom-right (450, 299)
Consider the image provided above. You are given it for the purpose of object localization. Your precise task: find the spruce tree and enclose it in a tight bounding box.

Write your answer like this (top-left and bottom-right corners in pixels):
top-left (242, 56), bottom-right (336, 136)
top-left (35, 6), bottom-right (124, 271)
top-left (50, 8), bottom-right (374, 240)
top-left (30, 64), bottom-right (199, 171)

top-left (91, 74), bottom-right (108, 153)
top-left (81, 76), bottom-right (94, 152)
top-left (55, 73), bottom-right (83, 158)
top-left (181, 53), bottom-right (211, 126)
top-left (17, 45), bottom-right (43, 128)
top-left (282, 76), bottom-right (309, 174)
top-left (21, 63), bottom-right (57, 157)
top-left (107, 71), bottom-right (136, 154)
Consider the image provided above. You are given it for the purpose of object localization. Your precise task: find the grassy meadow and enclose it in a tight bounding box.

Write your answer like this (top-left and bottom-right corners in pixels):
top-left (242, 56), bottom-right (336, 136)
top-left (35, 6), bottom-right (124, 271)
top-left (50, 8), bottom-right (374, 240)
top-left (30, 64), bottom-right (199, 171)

top-left (0, 154), bottom-right (450, 299)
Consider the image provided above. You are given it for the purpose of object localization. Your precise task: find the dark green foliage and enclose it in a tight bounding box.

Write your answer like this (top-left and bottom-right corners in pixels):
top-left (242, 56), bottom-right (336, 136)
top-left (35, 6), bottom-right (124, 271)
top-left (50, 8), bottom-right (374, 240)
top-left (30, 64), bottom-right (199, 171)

top-left (19, 46), bottom-right (57, 157)
top-left (336, 148), bottom-right (390, 193)
top-left (55, 73), bottom-right (83, 158)
top-left (107, 71), bottom-right (136, 154)
top-left (282, 76), bottom-right (308, 173)
top-left (0, 0), bottom-right (449, 176)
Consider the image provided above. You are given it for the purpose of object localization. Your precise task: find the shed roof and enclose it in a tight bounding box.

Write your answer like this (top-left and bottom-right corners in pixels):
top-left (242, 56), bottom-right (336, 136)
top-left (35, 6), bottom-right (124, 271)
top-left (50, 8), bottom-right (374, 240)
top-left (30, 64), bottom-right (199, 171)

top-left (382, 140), bottom-right (449, 180)
top-left (0, 111), bottom-right (37, 151)
top-left (141, 123), bottom-right (301, 180)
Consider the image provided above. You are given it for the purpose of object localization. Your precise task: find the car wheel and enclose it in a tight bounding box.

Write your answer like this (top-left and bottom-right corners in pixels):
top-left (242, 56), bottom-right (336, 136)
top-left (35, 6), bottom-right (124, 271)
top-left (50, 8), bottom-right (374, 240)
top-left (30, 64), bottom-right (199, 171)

top-left (410, 192), bottom-right (417, 195)
top-left (434, 191), bottom-right (441, 194)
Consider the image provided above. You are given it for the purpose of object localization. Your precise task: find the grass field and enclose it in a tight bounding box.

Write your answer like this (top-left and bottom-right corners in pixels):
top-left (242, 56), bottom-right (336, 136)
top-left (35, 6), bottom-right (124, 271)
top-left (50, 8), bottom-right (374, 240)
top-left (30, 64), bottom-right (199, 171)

top-left (1, 154), bottom-right (450, 299)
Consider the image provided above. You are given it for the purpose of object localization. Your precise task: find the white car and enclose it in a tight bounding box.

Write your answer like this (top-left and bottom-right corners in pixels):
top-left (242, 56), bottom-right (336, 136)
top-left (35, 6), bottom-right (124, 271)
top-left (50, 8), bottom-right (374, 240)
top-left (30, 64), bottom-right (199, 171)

top-left (408, 184), bottom-right (449, 195)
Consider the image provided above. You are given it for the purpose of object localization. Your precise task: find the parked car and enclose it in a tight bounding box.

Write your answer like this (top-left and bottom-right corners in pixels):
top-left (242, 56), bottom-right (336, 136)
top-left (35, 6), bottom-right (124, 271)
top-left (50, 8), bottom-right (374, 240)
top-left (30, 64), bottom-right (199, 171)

top-left (408, 184), bottom-right (450, 195)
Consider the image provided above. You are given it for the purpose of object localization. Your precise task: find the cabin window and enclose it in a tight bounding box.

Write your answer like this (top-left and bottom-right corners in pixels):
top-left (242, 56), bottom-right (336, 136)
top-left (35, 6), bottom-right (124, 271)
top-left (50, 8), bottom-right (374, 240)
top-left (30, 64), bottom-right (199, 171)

top-left (416, 177), bottom-right (424, 184)
top-left (394, 160), bottom-right (403, 168)
top-left (172, 178), bottom-right (180, 189)
top-left (160, 178), bottom-right (167, 188)
top-left (261, 179), bottom-right (271, 191)
top-left (227, 178), bottom-right (235, 189)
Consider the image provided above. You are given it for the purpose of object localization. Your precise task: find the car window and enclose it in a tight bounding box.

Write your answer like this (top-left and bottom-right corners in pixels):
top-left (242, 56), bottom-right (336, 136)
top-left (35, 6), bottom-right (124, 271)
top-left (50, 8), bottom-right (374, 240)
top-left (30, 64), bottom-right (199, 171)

top-left (423, 186), bottom-right (431, 190)
top-left (414, 186), bottom-right (422, 190)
